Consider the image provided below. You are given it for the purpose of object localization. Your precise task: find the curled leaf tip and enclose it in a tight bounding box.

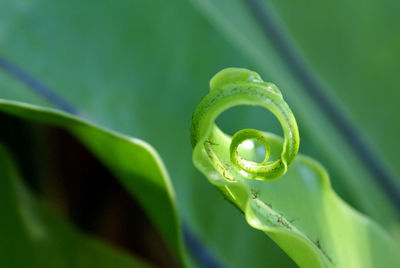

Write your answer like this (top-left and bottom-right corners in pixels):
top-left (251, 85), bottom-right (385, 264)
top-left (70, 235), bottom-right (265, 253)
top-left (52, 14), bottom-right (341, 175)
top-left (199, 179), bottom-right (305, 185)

top-left (191, 68), bottom-right (400, 268)
top-left (191, 67), bottom-right (299, 181)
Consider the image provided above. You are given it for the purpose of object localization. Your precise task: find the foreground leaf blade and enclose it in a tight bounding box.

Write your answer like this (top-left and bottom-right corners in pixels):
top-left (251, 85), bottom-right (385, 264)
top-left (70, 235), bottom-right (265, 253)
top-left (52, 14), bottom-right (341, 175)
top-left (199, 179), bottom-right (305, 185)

top-left (190, 0), bottom-right (400, 232)
top-left (191, 68), bottom-right (400, 267)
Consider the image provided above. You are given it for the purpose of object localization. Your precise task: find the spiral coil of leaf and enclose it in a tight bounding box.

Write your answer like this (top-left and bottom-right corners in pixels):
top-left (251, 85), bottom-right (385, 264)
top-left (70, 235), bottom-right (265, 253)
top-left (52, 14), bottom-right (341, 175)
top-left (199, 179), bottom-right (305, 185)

top-left (191, 68), bottom-right (299, 181)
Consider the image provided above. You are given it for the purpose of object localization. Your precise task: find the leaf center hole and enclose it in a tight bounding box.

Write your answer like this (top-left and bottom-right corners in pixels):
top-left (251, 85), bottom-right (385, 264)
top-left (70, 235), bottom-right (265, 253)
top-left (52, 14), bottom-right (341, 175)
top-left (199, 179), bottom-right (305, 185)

top-left (237, 138), bottom-right (267, 164)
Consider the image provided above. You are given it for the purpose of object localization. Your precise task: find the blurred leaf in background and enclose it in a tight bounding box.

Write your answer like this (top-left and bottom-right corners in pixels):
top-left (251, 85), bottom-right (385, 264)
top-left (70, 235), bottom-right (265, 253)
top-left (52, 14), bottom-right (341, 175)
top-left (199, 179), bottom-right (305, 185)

top-left (0, 145), bottom-right (153, 268)
top-left (0, 0), bottom-right (400, 267)
top-left (0, 100), bottom-right (188, 267)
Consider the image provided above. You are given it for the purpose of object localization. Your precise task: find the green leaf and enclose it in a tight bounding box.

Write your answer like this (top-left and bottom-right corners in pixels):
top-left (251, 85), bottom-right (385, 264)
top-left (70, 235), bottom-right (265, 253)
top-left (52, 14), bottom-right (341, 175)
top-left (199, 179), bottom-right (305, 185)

top-left (2, 0), bottom-right (398, 267)
top-left (191, 68), bottom-right (400, 267)
top-left (0, 99), bottom-right (187, 266)
top-left (0, 144), bottom-right (152, 268)
top-left (190, 0), bottom-right (400, 235)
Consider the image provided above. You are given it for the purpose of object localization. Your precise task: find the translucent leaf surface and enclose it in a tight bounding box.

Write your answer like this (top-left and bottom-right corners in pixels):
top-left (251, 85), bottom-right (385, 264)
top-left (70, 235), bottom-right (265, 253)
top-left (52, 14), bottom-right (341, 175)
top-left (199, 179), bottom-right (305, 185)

top-left (191, 68), bottom-right (400, 267)
top-left (190, 0), bottom-right (400, 233)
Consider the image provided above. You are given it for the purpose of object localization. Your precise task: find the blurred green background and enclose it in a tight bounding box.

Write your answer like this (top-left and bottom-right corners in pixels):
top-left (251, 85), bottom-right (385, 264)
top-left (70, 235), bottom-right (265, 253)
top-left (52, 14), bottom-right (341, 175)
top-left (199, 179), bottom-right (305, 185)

top-left (1, 0), bottom-right (400, 267)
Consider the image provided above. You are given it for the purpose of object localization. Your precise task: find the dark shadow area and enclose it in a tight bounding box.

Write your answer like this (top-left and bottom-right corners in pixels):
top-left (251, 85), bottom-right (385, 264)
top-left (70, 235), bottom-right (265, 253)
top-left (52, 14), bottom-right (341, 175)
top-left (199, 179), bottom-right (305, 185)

top-left (0, 112), bottom-right (179, 268)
